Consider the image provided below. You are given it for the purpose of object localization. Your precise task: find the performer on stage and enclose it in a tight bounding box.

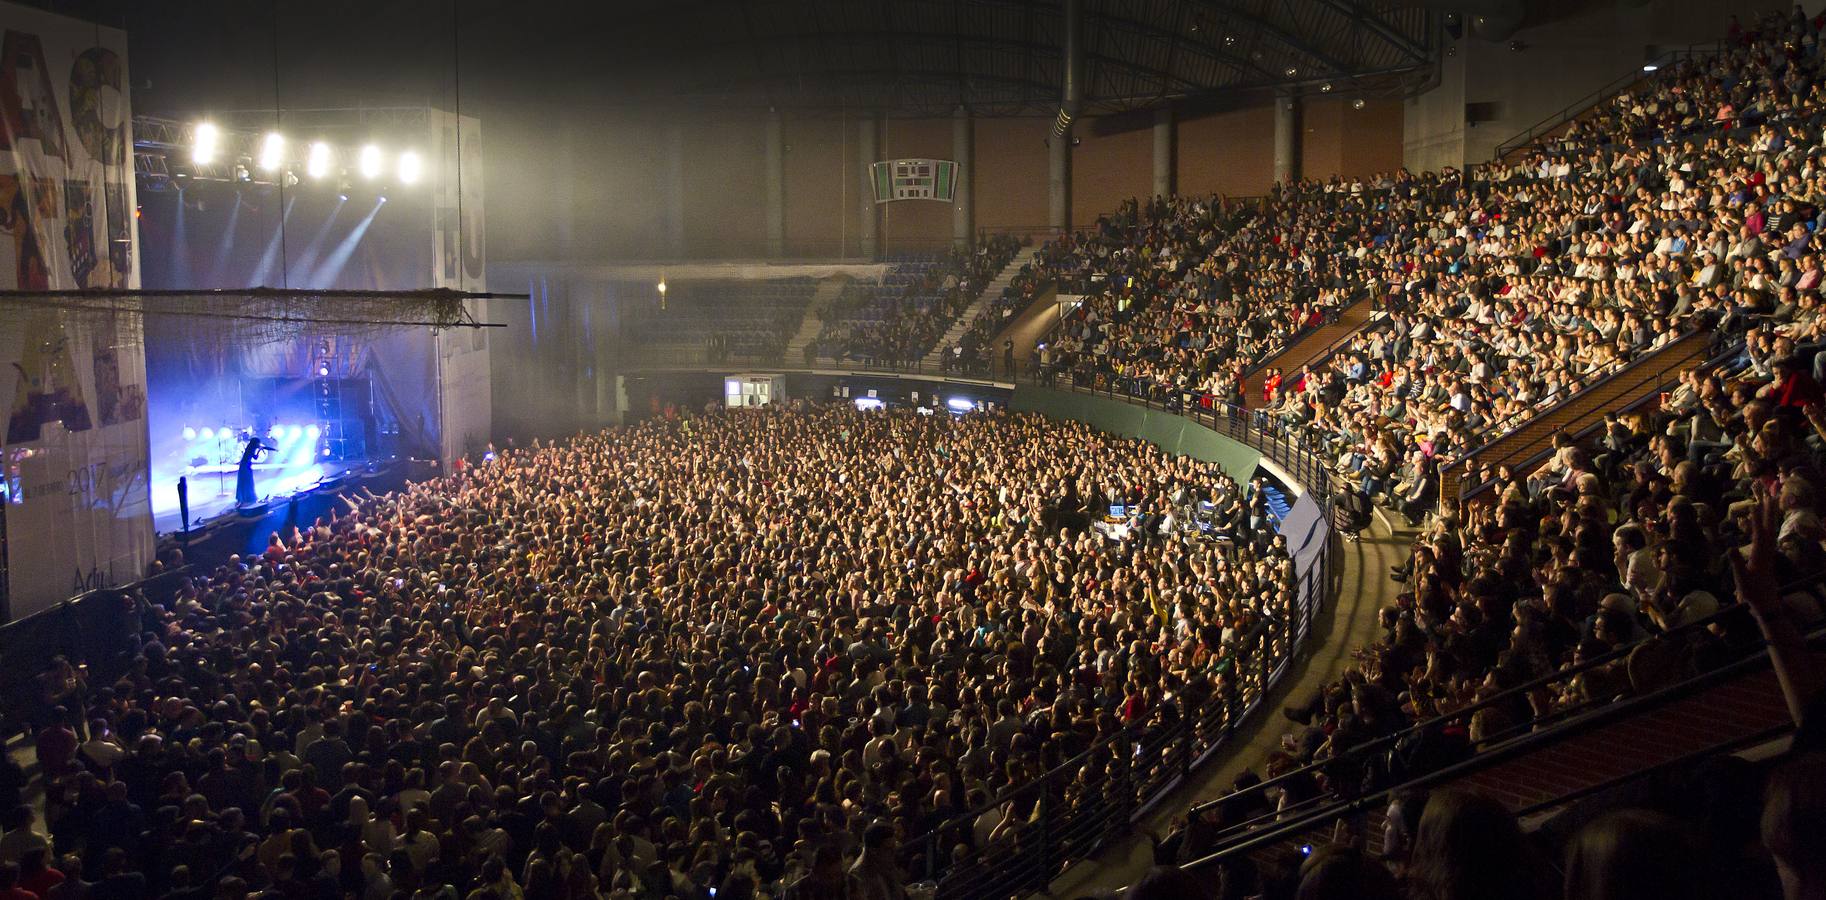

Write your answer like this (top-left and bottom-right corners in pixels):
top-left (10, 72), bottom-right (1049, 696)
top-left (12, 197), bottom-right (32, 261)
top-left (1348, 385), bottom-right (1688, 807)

top-left (235, 433), bottom-right (276, 507)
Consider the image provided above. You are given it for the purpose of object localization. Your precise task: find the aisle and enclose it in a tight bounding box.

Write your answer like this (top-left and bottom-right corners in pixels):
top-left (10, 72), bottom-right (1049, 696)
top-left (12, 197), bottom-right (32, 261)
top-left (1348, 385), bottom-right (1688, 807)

top-left (1044, 511), bottom-right (1409, 897)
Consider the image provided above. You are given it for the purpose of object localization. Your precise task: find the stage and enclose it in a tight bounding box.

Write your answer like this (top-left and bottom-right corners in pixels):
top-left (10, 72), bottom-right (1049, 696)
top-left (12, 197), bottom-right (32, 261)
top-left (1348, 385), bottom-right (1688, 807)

top-left (150, 456), bottom-right (372, 534)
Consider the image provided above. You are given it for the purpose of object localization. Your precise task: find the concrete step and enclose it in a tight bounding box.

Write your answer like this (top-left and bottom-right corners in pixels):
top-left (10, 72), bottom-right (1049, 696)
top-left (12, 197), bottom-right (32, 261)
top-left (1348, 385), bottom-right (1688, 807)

top-left (922, 246), bottom-right (1042, 367)
top-left (784, 276), bottom-right (852, 355)
top-left (1242, 296), bottom-right (1376, 406)
top-left (1447, 331), bottom-right (1713, 497)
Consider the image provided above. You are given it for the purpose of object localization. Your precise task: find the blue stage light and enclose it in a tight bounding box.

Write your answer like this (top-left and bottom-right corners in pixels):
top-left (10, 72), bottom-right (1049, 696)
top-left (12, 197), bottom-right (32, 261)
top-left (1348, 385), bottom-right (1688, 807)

top-left (306, 424), bottom-right (321, 440)
top-left (287, 425), bottom-right (302, 441)
top-left (182, 427), bottom-right (197, 441)
top-left (199, 427), bottom-right (215, 440)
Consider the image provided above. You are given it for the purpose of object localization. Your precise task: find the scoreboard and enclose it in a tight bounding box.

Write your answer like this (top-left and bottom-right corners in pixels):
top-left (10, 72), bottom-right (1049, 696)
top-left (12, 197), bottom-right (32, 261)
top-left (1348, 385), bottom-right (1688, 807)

top-left (871, 159), bottom-right (959, 202)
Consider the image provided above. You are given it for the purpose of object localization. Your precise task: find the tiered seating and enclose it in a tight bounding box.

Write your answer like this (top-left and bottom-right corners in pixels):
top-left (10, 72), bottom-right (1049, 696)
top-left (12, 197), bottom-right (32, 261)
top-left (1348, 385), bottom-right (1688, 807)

top-left (813, 237), bottom-right (1020, 366)
top-left (624, 277), bottom-right (818, 363)
top-left (810, 254), bottom-right (944, 365)
top-left (1121, 10), bottom-right (1826, 897)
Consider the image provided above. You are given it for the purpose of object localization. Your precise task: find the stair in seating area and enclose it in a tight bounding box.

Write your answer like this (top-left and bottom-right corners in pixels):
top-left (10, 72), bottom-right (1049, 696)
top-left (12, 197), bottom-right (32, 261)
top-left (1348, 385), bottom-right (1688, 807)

top-left (921, 245), bottom-right (1042, 368)
top-left (1454, 665), bottom-right (1793, 812)
top-left (783, 276), bottom-right (851, 360)
top-left (1210, 644), bottom-right (1794, 876)
top-left (1241, 296), bottom-right (1375, 405)
top-left (1446, 330), bottom-right (1713, 497)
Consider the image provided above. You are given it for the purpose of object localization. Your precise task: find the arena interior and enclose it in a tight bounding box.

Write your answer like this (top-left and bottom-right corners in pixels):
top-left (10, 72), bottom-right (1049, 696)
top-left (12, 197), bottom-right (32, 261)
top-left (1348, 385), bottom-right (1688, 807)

top-left (2, 1), bottom-right (1826, 899)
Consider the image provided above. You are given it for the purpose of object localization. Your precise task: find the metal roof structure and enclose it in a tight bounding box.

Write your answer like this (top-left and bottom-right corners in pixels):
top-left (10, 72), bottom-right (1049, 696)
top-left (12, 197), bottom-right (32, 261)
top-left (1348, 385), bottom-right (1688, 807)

top-left (604, 0), bottom-right (1438, 117)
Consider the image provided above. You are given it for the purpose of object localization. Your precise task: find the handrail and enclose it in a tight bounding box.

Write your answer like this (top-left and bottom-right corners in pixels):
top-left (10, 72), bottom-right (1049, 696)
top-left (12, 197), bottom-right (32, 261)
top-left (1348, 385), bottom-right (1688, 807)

top-left (1460, 337), bottom-right (1744, 501)
top-left (896, 372), bottom-right (1343, 899)
top-left (1511, 722), bottom-right (1792, 820)
top-left (1236, 291), bottom-right (1375, 386)
top-left (1492, 40), bottom-right (1721, 159)
top-left (1179, 559), bottom-right (1774, 827)
top-left (1172, 613), bottom-right (1823, 879)
top-left (1442, 327), bottom-right (1702, 490)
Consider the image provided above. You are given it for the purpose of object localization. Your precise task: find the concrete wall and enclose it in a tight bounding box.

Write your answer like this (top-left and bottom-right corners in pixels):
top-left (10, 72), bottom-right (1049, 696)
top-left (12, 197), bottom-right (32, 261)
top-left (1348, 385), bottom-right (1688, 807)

top-left (975, 118), bottom-right (1053, 229)
top-left (1177, 106), bottom-right (1278, 199)
top-left (1405, 0), bottom-right (1786, 172)
top-left (1011, 385), bottom-right (1263, 482)
top-left (784, 117), bottom-right (858, 258)
top-left (486, 101), bottom-right (1405, 265)
top-left (1303, 95), bottom-right (1406, 180)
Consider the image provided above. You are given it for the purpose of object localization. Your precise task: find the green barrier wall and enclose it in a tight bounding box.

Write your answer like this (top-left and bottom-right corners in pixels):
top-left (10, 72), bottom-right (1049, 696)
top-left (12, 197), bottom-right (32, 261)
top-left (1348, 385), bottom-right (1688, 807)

top-left (1011, 385), bottom-right (1263, 481)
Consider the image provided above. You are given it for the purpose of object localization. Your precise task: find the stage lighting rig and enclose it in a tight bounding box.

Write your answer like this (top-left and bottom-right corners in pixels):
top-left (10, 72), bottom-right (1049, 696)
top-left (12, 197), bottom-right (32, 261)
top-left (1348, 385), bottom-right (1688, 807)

top-left (307, 141), bottom-right (332, 179)
top-left (358, 144), bottom-right (383, 179)
top-left (192, 122), bottom-right (220, 164)
top-left (259, 132), bottom-right (285, 171)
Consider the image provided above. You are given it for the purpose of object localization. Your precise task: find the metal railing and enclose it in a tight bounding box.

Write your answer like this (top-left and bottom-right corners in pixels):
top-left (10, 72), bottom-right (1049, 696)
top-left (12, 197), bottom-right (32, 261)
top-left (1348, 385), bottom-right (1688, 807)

top-left (1439, 328), bottom-right (1707, 499)
top-left (1164, 582), bottom-right (1820, 884)
top-left (899, 372), bottom-right (1342, 900)
top-left (1492, 40), bottom-right (1722, 159)
top-left (1457, 337), bottom-right (1744, 501)
top-left (621, 345), bottom-right (1015, 381)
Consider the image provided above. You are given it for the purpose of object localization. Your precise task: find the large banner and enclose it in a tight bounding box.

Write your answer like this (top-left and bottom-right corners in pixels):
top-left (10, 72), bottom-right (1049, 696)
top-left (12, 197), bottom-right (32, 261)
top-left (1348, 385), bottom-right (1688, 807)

top-left (0, 3), bottom-right (147, 621)
top-left (430, 110), bottom-right (489, 464)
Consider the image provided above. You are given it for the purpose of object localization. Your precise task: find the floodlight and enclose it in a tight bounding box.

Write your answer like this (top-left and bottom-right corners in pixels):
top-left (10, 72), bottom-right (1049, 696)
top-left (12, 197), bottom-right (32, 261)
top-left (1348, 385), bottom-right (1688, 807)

top-left (358, 144), bottom-right (383, 179)
top-left (307, 142), bottom-right (331, 179)
top-left (259, 133), bottom-right (285, 171)
top-left (193, 122), bottom-right (220, 165)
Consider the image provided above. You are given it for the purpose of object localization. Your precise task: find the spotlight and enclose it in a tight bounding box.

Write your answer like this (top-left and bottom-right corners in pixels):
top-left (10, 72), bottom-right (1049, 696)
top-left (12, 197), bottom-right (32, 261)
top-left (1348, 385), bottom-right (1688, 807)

top-left (307, 141), bottom-right (331, 179)
top-left (1642, 63), bottom-right (1658, 72)
top-left (657, 279), bottom-right (667, 295)
top-left (318, 365), bottom-right (330, 376)
top-left (182, 427), bottom-right (197, 441)
top-left (358, 144), bottom-right (383, 179)
top-left (287, 425), bottom-right (302, 440)
top-left (259, 132), bottom-right (285, 171)
top-left (322, 447), bottom-right (332, 457)
top-left (397, 151), bottom-right (422, 185)
top-left (1352, 99), bottom-right (1366, 110)
top-left (945, 397), bottom-right (975, 413)
top-left (199, 427), bottom-right (215, 440)
top-left (306, 424), bottom-right (321, 440)
top-left (1284, 66), bottom-right (1298, 77)
top-left (268, 425), bottom-right (283, 439)
top-left (233, 164), bottom-right (250, 182)
top-left (1320, 83), bottom-right (1333, 92)
top-left (193, 122), bottom-right (220, 165)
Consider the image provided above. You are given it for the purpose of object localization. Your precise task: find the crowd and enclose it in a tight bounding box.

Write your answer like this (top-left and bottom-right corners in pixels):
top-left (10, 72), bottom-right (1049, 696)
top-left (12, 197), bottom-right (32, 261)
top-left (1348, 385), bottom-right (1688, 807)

top-left (1094, 8), bottom-right (1826, 899)
top-left (0, 406), bottom-right (1297, 900)
top-left (812, 236), bottom-right (1021, 368)
top-left (1022, 6), bottom-right (1826, 538)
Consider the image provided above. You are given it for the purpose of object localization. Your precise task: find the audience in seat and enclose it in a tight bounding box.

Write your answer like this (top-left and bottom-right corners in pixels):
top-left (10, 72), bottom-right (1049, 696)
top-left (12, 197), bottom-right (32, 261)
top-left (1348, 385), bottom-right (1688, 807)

top-left (812, 236), bottom-right (1020, 368)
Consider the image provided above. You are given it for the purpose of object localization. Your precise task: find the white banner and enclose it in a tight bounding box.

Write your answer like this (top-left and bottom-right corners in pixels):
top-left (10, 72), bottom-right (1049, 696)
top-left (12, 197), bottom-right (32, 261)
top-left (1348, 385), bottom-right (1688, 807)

top-left (0, 2), bottom-right (148, 620)
top-left (430, 110), bottom-right (488, 464)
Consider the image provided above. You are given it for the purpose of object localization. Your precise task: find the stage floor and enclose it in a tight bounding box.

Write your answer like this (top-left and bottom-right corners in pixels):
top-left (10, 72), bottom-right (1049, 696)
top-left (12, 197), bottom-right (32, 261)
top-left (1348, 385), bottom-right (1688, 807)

top-left (150, 460), bottom-right (368, 534)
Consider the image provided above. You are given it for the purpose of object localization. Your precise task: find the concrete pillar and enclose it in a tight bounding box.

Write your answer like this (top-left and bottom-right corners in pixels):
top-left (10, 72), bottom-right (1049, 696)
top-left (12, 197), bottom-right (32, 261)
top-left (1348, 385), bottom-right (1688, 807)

top-left (953, 107), bottom-right (974, 249)
top-left (764, 109), bottom-right (785, 257)
top-left (664, 122), bottom-right (686, 257)
top-left (1151, 107), bottom-right (1174, 198)
top-left (1049, 132), bottom-right (1070, 231)
top-left (858, 114), bottom-right (880, 259)
top-left (1272, 94), bottom-right (1299, 185)
top-left (593, 284), bottom-right (615, 426)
